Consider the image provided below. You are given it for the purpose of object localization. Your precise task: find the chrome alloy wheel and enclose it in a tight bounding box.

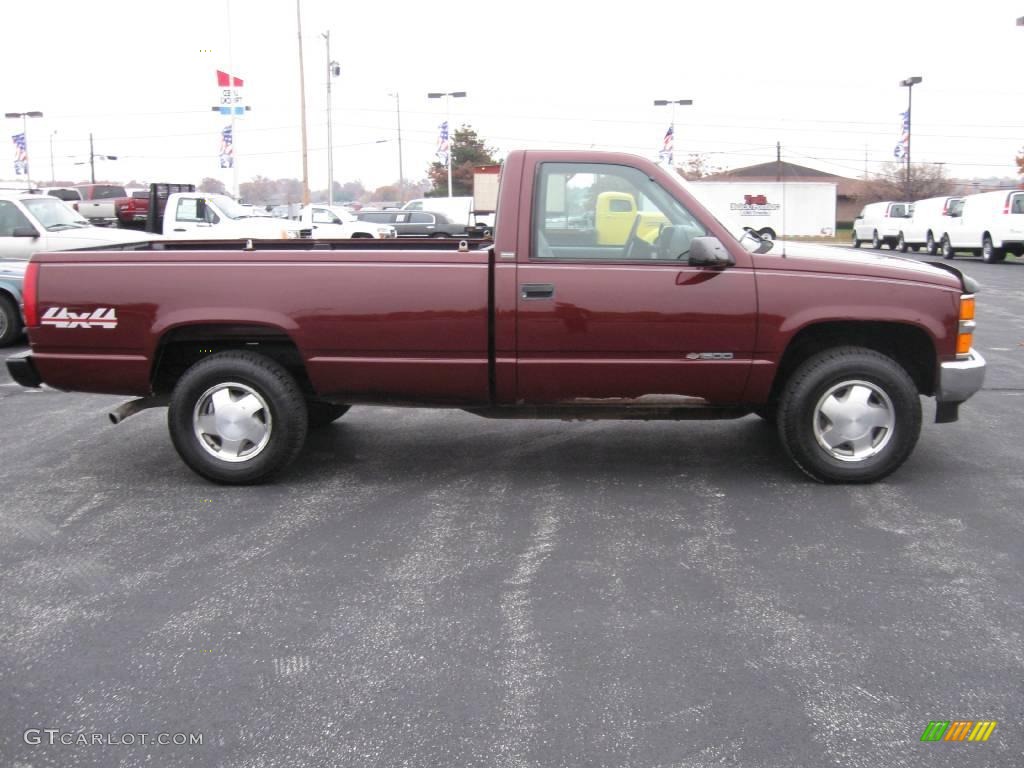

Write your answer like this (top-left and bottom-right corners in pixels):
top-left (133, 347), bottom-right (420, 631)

top-left (812, 379), bottom-right (895, 462)
top-left (192, 382), bottom-right (272, 462)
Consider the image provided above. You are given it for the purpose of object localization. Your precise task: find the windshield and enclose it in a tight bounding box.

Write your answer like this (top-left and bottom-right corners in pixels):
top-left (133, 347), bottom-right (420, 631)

top-left (663, 172), bottom-right (773, 253)
top-left (207, 194), bottom-right (252, 220)
top-left (21, 197), bottom-right (91, 230)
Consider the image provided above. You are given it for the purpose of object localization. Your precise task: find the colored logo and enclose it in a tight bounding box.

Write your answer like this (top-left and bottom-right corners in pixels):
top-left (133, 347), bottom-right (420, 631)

top-left (920, 720), bottom-right (997, 742)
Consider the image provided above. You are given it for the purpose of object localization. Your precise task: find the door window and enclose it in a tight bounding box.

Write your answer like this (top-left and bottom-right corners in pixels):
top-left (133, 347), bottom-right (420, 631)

top-left (0, 201), bottom-right (34, 236)
top-left (534, 162), bottom-right (706, 261)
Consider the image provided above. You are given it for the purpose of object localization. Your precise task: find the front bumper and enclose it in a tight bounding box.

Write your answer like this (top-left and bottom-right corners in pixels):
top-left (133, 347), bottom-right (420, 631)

top-left (938, 349), bottom-right (986, 403)
top-left (934, 348), bottom-right (985, 423)
top-left (5, 350), bottom-right (42, 388)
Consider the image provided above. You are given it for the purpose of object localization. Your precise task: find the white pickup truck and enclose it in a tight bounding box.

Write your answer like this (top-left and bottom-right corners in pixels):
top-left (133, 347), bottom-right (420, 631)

top-left (72, 184), bottom-right (129, 227)
top-left (162, 193), bottom-right (306, 239)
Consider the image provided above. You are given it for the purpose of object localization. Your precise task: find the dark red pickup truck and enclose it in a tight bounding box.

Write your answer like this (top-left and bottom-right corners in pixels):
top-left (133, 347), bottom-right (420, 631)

top-left (6, 150), bottom-right (985, 484)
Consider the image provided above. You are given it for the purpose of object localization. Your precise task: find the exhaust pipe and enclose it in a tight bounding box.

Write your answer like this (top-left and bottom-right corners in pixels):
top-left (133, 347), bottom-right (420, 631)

top-left (108, 396), bottom-right (169, 425)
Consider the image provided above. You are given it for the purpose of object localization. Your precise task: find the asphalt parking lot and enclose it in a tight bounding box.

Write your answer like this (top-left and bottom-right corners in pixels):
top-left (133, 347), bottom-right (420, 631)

top-left (1, 252), bottom-right (1022, 767)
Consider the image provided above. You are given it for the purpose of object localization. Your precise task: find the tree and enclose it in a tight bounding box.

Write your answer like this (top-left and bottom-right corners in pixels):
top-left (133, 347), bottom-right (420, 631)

top-left (426, 125), bottom-right (499, 197)
top-left (676, 153), bottom-right (721, 180)
top-left (199, 177), bottom-right (227, 195)
top-left (1016, 149), bottom-right (1024, 183)
top-left (863, 162), bottom-right (954, 203)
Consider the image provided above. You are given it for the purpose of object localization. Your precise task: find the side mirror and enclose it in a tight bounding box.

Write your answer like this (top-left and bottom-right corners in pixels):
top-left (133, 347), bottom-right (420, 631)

top-left (12, 226), bottom-right (40, 239)
top-left (688, 236), bottom-right (735, 267)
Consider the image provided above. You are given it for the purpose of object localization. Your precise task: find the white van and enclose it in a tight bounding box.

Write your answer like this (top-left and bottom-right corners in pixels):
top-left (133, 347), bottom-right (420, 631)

top-left (899, 196), bottom-right (963, 254)
top-left (939, 189), bottom-right (1024, 263)
top-left (852, 201), bottom-right (911, 249)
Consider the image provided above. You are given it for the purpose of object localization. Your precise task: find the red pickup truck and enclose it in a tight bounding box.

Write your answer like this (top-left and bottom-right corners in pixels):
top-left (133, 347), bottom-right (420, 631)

top-left (6, 149), bottom-right (985, 485)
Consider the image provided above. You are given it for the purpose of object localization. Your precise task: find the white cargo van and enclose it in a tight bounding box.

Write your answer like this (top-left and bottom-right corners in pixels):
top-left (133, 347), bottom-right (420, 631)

top-left (852, 201), bottom-right (911, 249)
top-left (938, 189), bottom-right (1024, 263)
top-left (899, 196), bottom-right (963, 254)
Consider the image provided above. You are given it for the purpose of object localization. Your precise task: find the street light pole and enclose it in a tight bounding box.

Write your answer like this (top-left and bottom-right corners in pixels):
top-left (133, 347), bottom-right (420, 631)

top-left (323, 31), bottom-right (339, 206)
top-left (652, 99), bottom-right (692, 165)
top-left (427, 91), bottom-right (466, 197)
top-left (296, 0), bottom-right (310, 206)
top-left (50, 130), bottom-right (57, 184)
top-left (4, 111), bottom-right (43, 188)
top-left (899, 76), bottom-right (922, 198)
top-left (389, 92), bottom-right (405, 203)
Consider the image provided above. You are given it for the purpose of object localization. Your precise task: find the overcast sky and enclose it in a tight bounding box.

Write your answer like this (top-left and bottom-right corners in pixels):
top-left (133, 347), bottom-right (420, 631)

top-left (3, 0), bottom-right (1023, 192)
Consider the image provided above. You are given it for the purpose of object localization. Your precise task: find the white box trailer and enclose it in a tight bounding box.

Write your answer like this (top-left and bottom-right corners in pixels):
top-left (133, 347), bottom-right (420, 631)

top-left (688, 181), bottom-right (837, 240)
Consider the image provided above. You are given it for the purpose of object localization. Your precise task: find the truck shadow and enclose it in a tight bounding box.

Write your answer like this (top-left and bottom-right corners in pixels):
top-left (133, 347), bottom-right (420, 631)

top-left (291, 411), bottom-right (797, 487)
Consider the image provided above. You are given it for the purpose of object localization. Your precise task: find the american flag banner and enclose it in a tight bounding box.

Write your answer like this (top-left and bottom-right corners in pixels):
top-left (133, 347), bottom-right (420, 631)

top-left (893, 111), bottom-right (909, 159)
top-left (12, 133), bottom-right (28, 176)
top-left (436, 121), bottom-right (450, 165)
top-left (219, 125), bottom-right (233, 168)
top-left (659, 125), bottom-right (674, 165)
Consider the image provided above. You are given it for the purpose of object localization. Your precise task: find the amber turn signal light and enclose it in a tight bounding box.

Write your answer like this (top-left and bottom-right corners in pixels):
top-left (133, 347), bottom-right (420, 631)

top-left (956, 333), bottom-right (973, 355)
top-left (959, 295), bottom-right (975, 321)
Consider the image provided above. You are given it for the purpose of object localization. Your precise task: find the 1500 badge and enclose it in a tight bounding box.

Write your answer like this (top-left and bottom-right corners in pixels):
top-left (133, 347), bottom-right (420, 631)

top-left (40, 308), bottom-right (119, 329)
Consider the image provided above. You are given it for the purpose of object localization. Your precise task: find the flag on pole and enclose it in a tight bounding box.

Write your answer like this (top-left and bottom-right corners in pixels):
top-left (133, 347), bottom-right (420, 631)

top-left (436, 121), bottom-right (450, 165)
top-left (219, 126), bottom-right (234, 168)
top-left (659, 125), bottom-right (674, 165)
top-left (216, 70), bottom-right (245, 116)
top-left (12, 133), bottom-right (28, 176)
top-left (893, 111), bottom-right (909, 159)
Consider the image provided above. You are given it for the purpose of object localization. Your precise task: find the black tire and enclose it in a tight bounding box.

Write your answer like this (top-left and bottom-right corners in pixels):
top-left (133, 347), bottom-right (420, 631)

top-left (896, 232), bottom-right (907, 253)
top-left (981, 234), bottom-right (1006, 263)
top-left (925, 231), bottom-right (937, 255)
top-left (430, 232), bottom-right (448, 239)
top-left (852, 229), bottom-right (862, 248)
top-left (871, 231), bottom-right (881, 250)
top-left (0, 293), bottom-right (23, 347)
top-left (941, 234), bottom-right (955, 260)
top-left (307, 401), bottom-right (351, 428)
top-left (759, 228), bottom-right (776, 241)
top-left (776, 346), bottom-right (921, 484)
top-left (168, 351), bottom-right (308, 484)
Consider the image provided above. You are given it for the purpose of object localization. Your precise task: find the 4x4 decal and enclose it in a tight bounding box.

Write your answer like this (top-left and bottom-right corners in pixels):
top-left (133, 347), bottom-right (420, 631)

top-left (40, 308), bottom-right (118, 330)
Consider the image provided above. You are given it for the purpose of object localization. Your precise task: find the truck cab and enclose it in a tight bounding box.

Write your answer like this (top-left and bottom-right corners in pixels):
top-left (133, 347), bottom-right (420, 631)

top-left (164, 193), bottom-right (304, 239)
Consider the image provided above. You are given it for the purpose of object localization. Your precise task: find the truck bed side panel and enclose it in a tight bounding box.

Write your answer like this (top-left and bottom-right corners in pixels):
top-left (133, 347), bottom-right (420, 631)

top-left (30, 251), bottom-right (491, 403)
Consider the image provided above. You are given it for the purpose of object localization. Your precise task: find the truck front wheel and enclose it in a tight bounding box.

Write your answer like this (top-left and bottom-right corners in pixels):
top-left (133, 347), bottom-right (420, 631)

top-left (777, 347), bottom-right (921, 483)
top-left (168, 351), bottom-right (308, 484)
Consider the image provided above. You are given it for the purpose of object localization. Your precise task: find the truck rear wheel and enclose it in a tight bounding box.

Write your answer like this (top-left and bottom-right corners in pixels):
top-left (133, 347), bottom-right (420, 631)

top-left (0, 294), bottom-right (23, 347)
top-left (776, 347), bottom-right (921, 483)
top-left (981, 235), bottom-right (1006, 263)
top-left (168, 351), bottom-right (308, 484)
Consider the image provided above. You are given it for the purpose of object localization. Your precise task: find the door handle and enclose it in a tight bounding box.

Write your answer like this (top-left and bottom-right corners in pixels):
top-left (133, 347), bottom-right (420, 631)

top-left (521, 283), bottom-right (555, 300)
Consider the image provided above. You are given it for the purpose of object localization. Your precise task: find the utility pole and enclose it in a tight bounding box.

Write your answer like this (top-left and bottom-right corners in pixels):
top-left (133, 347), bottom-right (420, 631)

top-left (323, 31), bottom-right (339, 206)
top-left (50, 130), bottom-right (57, 184)
top-left (389, 92), bottom-right (405, 203)
top-left (776, 141), bottom-right (782, 182)
top-left (296, 0), bottom-right (310, 205)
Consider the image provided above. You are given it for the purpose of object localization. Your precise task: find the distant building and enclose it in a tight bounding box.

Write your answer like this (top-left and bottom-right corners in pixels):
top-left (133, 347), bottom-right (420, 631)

top-left (697, 161), bottom-right (864, 224)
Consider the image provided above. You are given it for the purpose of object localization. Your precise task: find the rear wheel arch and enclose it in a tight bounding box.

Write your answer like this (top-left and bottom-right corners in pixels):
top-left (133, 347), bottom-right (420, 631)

top-left (150, 323), bottom-right (315, 398)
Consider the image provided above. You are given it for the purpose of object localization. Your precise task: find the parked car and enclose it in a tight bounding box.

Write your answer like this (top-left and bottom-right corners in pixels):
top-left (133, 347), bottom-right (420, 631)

top-left (356, 210), bottom-right (466, 237)
top-left (72, 184), bottom-right (130, 226)
top-left (938, 189), bottom-right (1024, 263)
top-left (298, 205), bottom-right (397, 238)
top-left (0, 191), bottom-right (157, 345)
top-left (899, 196), bottom-right (964, 255)
top-left (0, 258), bottom-right (26, 346)
top-left (852, 201), bottom-right (911, 249)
